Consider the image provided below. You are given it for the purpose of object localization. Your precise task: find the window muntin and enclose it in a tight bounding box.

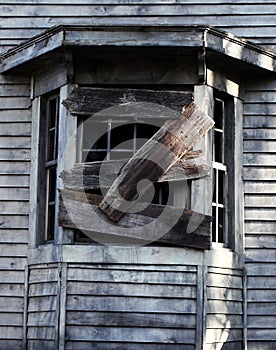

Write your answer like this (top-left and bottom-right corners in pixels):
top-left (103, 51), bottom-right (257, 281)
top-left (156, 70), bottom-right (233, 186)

top-left (212, 95), bottom-right (230, 245)
top-left (44, 94), bottom-right (59, 241)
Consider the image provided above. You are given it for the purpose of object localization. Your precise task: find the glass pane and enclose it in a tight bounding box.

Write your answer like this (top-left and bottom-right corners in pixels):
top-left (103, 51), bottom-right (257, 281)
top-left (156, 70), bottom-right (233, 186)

top-left (218, 170), bottom-right (225, 205)
top-left (214, 131), bottom-right (223, 163)
top-left (218, 207), bottom-right (224, 243)
top-left (110, 123), bottom-right (134, 150)
top-left (48, 167), bottom-right (57, 203)
top-left (48, 98), bottom-right (57, 129)
top-left (83, 122), bottom-right (108, 150)
top-left (212, 205), bottom-right (217, 242)
top-left (47, 129), bottom-right (55, 161)
top-left (46, 204), bottom-right (55, 241)
top-left (84, 151), bottom-right (107, 162)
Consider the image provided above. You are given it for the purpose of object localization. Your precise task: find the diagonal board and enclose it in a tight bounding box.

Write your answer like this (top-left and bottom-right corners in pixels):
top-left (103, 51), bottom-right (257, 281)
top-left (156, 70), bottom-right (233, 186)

top-left (99, 102), bottom-right (214, 222)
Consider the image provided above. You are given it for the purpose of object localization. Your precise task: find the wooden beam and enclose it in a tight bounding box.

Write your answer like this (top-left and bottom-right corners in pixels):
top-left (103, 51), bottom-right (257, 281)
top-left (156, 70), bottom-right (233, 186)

top-left (59, 189), bottom-right (212, 250)
top-left (60, 158), bottom-right (210, 191)
top-left (62, 87), bottom-right (193, 116)
top-left (99, 102), bottom-right (214, 222)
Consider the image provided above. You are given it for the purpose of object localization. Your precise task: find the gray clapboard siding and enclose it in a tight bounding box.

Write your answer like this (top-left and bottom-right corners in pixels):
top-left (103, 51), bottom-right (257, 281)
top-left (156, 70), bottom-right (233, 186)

top-left (206, 267), bottom-right (244, 347)
top-left (245, 194), bottom-right (276, 207)
top-left (65, 263), bottom-right (197, 347)
top-left (244, 181), bottom-right (276, 194)
top-left (25, 265), bottom-right (60, 348)
top-left (244, 154), bottom-right (276, 166)
top-left (0, 257), bottom-right (27, 270)
top-left (65, 343), bottom-right (194, 350)
top-left (0, 123), bottom-right (31, 136)
top-left (0, 283), bottom-right (24, 297)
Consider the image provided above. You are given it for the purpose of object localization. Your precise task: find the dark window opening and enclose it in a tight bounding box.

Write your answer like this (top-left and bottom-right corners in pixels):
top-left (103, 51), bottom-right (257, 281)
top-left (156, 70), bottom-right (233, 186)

top-left (212, 97), bottom-right (227, 244)
top-left (44, 94), bottom-right (59, 241)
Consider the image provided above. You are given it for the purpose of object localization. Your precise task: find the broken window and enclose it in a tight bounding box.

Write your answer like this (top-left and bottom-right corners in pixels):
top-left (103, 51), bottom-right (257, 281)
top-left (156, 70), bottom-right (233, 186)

top-left (59, 88), bottom-right (213, 249)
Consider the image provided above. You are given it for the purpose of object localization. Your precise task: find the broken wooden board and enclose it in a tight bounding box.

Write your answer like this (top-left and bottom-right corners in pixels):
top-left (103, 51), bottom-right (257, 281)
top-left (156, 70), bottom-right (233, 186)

top-left (98, 102), bottom-right (214, 222)
top-left (60, 158), bottom-right (210, 191)
top-left (59, 189), bottom-right (212, 250)
top-left (62, 87), bottom-right (193, 117)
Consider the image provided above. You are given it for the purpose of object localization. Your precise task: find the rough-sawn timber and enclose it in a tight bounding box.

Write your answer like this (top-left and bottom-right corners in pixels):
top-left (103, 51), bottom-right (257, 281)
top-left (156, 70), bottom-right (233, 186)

top-left (98, 102), bottom-right (214, 221)
top-left (59, 189), bottom-right (212, 250)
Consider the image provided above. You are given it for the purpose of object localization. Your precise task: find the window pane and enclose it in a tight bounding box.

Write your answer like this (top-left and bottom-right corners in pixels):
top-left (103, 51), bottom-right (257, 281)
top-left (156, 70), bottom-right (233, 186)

top-left (136, 123), bottom-right (159, 150)
top-left (84, 151), bottom-right (107, 162)
top-left (110, 123), bottom-right (134, 149)
top-left (46, 204), bottom-right (55, 241)
top-left (48, 167), bottom-right (57, 203)
top-left (83, 122), bottom-right (108, 150)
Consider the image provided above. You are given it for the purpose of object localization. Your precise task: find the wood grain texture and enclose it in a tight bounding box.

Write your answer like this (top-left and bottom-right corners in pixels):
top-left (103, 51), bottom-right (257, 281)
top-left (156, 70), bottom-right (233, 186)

top-left (99, 102), bottom-right (214, 221)
top-left (61, 158), bottom-right (210, 191)
top-left (59, 189), bottom-right (212, 249)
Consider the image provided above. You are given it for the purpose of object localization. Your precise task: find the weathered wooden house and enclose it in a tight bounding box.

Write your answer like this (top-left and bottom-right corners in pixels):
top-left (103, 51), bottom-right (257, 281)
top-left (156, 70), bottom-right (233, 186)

top-left (0, 2), bottom-right (275, 350)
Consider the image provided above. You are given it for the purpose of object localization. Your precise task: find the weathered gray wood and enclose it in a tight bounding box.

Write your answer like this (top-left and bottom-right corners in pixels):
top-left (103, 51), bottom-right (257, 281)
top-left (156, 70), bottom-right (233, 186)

top-left (29, 268), bottom-right (58, 283)
top-left (0, 243), bottom-right (27, 257)
top-left (245, 262), bottom-right (276, 276)
top-left (207, 273), bottom-right (242, 289)
top-left (27, 340), bottom-right (56, 350)
top-left (246, 249), bottom-right (276, 262)
top-left (244, 168), bottom-right (276, 181)
top-left (65, 325), bottom-right (195, 343)
top-left (0, 175), bottom-right (29, 188)
top-left (244, 153), bottom-right (276, 166)
top-left (59, 190), bottom-right (212, 249)
top-left (65, 342), bottom-right (194, 350)
top-left (207, 300), bottom-right (243, 314)
top-left (248, 289), bottom-right (276, 302)
top-left (0, 215), bottom-right (29, 228)
top-left (0, 313), bottom-right (23, 326)
top-left (244, 181), bottom-right (276, 194)
top-left (28, 296), bottom-right (57, 312)
top-left (0, 283), bottom-right (24, 296)
top-left (27, 326), bottom-right (55, 340)
top-left (67, 267), bottom-right (197, 285)
top-left (0, 297), bottom-right (24, 312)
top-left (58, 263), bottom-right (67, 350)
top-left (0, 202), bottom-right (29, 215)
top-left (0, 162), bottom-right (29, 174)
top-left (63, 87), bottom-right (193, 116)
top-left (68, 263), bottom-right (197, 272)
top-left (0, 326), bottom-right (23, 339)
top-left (66, 295), bottom-right (196, 313)
top-left (0, 257), bottom-right (27, 270)
top-left (99, 102), bottom-right (214, 221)
top-left (206, 314), bottom-right (243, 329)
top-left (67, 281), bottom-right (196, 298)
top-left (248, 315), bottom-right (276, 328)
top-left (23, 265), bottom-right (28, 350)
top-left (27, 312), bottom-right (56, 327)
top-left (61, 159), bottom-right (210, 191)
top-left (0, 186), bottom-right (29, 201)
top-left (247, 276), bottom-right (276, 289)
top-left (0, 123), bottom-right (30, 136)
top-left (205, 329), bottom-right (243, 343)
top-left (207, 287), bottom-right (243, 301)
top-left (66, 311), bottom-right (196, 328)
top-left (247, 302), bottom-right (276, 315)
top-left (245, 208), bottom-right (276, 220)
top-left (246, 235), bottom-right (276, 248)
top-left (28, 282), bottom-right (58, 297)
top-left (243, 116), bottom-right (276, 128)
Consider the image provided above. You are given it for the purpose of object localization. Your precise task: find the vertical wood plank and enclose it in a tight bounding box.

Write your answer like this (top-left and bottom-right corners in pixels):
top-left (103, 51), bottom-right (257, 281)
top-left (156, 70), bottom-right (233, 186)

top-left (243, 268), bottom-right (248, 350)
top-left (58, 263), bottom-right (67, 350)
top-left (191, 85), bottom-right (213, 215)
top-left (56, 84), bottom-right (78, 245)
top-left (196, 264), bottom-right (204, 350)
top-left (202, 265), bottom-right (208, 349)
top-left (55, 264), bottom-right (62, 349)
top-left (29, 96), bottom-right (41, 248)
top-left (22, 264), bottom-right (29, 350)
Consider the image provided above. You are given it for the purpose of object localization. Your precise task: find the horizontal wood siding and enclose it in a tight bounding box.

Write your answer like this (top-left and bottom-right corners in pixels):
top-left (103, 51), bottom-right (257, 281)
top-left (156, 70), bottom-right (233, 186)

top-left (65, 263), bottom-right (197, 348)
top-left (0, 1), bottom-right (275, 54)
top-left (0, 73), bottom-right (30, 350)
top-left (244, 80), bottom-right (276, 350)
top-left (26, 264), bottom-right (59, 350)
top-left (205, 267), bottom-right (244, 349)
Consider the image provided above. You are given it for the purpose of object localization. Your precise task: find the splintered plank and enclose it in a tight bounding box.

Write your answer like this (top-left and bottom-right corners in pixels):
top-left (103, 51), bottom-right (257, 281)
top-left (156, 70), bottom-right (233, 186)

top-left (98, 102), bottom-right (214, 222)
top-left (59, 189), bottom-right (212, 250)
top-left (60, 158), bottom-right (210, 191)
top-left (62, 87), bottom-right (193, 117)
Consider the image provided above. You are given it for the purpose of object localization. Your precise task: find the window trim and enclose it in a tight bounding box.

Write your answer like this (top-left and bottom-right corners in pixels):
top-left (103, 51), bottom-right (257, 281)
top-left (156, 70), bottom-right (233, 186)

top-left (192, 85), bottom-right (244, 253)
